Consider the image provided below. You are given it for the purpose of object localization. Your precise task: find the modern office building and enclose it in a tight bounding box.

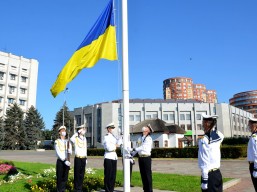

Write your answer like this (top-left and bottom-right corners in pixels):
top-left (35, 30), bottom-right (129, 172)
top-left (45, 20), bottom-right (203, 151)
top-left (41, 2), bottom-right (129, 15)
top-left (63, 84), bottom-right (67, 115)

top-left (0, 51), bottom-right (38, 116)
top-left (70, 99), bottom-right (252, 148)
top-left (229, 90), bottom-right (257, 118)
top-left (163, 77), bottom-right (217, 103)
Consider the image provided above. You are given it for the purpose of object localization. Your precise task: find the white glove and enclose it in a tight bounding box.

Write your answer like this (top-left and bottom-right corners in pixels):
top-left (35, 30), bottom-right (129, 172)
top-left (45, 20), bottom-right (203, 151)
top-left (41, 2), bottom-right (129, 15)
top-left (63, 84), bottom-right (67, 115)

top-left (130, 158), bottom-right (135, 165)
top-left (65, 160), bottom-right (71, 166)
top-left (201, 183), bottom-right (208, 190)
top-left (131, 151), bottom-right (137, 157)
top-left (253, 171), bottom-right (257, 178)
top-left (86, 159), bottom-right (88, 164)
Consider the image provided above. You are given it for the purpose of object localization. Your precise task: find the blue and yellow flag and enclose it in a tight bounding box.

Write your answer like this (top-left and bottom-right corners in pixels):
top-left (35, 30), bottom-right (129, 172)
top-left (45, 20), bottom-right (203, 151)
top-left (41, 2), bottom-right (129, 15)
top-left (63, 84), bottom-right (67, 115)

top-left (51, 0), bottom-right (117, 97)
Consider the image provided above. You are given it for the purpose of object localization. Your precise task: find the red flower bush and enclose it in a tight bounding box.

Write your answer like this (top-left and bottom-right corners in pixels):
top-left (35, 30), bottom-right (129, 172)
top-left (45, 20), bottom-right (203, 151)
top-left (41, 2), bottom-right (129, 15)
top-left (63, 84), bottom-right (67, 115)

top-left (0, 164), bottom-right (14, 175)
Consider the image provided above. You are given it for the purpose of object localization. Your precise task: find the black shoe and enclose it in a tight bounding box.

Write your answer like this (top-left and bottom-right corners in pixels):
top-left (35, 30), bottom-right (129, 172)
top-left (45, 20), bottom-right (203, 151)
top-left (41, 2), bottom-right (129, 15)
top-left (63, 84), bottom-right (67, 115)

top-left (130, 185), bottom-right (134, 187)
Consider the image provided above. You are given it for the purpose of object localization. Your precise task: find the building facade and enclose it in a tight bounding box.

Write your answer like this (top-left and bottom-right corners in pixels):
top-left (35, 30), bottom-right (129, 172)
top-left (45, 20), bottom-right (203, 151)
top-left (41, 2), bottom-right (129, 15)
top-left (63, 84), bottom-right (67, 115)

top-left (0, 51), bottom-right (38, 116)
top-left (229, 90), bottom-right (257, 118)
top-left (70, 99), bottom-right (252, 148)
top-left (163, 77), bottom-right (217, 103)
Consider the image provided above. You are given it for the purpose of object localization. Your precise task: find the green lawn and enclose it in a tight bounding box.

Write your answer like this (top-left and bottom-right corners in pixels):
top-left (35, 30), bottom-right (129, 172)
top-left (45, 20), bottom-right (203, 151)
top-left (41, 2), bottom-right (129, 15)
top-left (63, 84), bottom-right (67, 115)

top-left (0, 160), bottom-right (232, 192)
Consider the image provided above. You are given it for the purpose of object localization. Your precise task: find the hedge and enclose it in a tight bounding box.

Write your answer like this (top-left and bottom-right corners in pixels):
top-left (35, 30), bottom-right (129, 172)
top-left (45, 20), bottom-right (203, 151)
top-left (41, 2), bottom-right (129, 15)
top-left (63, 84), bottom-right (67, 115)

top-left (88, 146), bottom-right (247, 159)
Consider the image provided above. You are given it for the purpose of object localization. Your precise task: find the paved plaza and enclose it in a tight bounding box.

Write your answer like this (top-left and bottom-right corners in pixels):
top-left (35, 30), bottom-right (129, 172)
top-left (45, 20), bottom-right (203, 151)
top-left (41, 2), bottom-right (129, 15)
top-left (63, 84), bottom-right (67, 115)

top-left (0, 150), bottom-right (255, 192)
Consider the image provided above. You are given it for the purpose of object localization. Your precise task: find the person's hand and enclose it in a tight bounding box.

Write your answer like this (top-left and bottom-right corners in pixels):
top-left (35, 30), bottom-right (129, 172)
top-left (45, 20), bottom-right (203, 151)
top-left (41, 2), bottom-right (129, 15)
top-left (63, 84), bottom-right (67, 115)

top-left (131, 151), bottom-right (137, 157)
top-left (130, 158), bottom-right (135, 165)
top-left (253, 171), bottom-right (257, 178)
top-left (201, 183), bottom-right (208, 190)
top-left (65, 160), bottom-right (71, 166)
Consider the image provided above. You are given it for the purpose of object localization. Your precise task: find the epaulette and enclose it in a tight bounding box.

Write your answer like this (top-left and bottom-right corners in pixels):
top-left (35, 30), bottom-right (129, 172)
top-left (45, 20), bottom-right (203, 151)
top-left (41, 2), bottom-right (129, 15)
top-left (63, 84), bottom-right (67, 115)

top-left (253, 135), bottom-right (256, 138)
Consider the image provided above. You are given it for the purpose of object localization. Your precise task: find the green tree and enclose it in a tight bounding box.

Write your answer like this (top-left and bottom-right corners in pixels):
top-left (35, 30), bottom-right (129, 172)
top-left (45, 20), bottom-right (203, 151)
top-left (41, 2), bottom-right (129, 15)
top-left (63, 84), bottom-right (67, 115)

top-left (24, 106), bottom-right (45, 149)
top-left (4, 103), bottom-right (25, 150)
top-left (42, 129), bottom-right (53, 140)
top-left (0, 117), bottom-right (5, 150)
top-left (52, 103), bottom-right (74, 141)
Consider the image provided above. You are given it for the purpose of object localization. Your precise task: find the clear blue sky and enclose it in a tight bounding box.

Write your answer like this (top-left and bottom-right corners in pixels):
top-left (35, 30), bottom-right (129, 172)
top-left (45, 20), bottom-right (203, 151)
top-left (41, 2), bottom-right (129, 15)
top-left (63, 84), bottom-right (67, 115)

top-left (1, 0), bottom-right (257, 129)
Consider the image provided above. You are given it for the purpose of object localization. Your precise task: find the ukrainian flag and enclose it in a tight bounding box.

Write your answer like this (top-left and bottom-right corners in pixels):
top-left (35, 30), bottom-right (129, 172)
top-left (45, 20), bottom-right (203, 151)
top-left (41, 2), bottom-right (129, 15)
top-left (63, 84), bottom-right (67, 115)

top-left (51, 0), bottom-right (117, 97)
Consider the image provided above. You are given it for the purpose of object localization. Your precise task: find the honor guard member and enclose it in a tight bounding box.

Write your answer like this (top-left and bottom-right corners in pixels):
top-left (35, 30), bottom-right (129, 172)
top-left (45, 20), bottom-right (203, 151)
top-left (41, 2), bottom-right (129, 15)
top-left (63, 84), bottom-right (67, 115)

top-left (132, 124), bottom-right (153, 192)
top-left (70, 124), bottom-right (88, 192)
top-left (103, 122), bottom-right (122, 192)
top-left (54, 125), bottom-right (72, 192)
top-left (247, 117), bottom-right (257, 191)
top-left (198, 114), bottom-right (224, 192)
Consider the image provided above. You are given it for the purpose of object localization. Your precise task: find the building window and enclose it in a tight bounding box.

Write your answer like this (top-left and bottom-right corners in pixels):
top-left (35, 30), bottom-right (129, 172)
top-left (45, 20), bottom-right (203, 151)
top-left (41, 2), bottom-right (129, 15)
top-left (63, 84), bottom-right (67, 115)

top-left (129, 115), bottom-right (134, 121)
top-left (20, 88), bottom-right (26, 94)
top-left (197, 124), bottom-right (201, 130)
top-left (196, 114), bottom-right (201, 120)
top-left (0, 72), bottom-right (4, 80)
top-left (164, 140), bottom-right (168, 147)
top-left (21, 76), bottom-right (27, 83)
top-left (154, 141), bottom-right (159, 148)
top-left (0, 97), bottom-right (2, 103)
top-left (163, 114), bottom-right (168, 121)
top-left (180, 114), bottom-right (185, 120)
top-left (146, 115), bottom-right (151, 119)
top-left (187, 124), bottom-right (192, 130)
top-left (19, 99), bottom-right (25, 106)
top-left (135, 115), bottom-right (140, 121)
top-left (8, 98), bottom-right (14, 104)
top-left (10, 74), bottom-right (16, 80)
top-left (169, 114), bottom-right (175, 120)
top-left (9, 86), bottom-right (15, 94)
top-left (181, 124), bottom-right (185, 130)
top-left (152, 114), bottom-right (158, 119)
top-left (186, 114), bottom-right (191, 120)
top-left (0, 84), bottom-right (3, 90)
top-left (75, 115), bottom-right (81, 126)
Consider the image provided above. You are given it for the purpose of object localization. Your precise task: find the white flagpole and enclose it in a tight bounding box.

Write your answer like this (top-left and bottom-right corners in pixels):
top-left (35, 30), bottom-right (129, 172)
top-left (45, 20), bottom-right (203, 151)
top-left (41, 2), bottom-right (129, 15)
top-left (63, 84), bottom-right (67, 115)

top-left (121, 0), bottom-right (130, 191)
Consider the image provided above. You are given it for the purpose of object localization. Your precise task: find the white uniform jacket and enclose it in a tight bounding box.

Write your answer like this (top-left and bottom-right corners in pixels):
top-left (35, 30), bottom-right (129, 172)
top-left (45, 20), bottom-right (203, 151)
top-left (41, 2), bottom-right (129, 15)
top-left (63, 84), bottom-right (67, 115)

top-left (135, 135), bottom-right (152, 156)
top-left (103, 133), bottom-right (118, 160)
top-left (70, 133), bottom-right (87, 157)
top-left (247, 132), bottom-right (257, 169)
top-left (54, 138), bottom-right (72, 161)
top-left (198, 130), bottom-right (224, 180)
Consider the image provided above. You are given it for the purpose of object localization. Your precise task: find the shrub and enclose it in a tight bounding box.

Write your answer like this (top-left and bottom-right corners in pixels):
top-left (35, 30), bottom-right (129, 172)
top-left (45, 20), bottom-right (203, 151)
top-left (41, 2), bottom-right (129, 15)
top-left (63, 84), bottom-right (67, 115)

top-left (0, 160), bottom-right (17, 175)
top-left (31, 176), bottom-right (121, 192)
top-left (223, 137), bottom-right (249, 145)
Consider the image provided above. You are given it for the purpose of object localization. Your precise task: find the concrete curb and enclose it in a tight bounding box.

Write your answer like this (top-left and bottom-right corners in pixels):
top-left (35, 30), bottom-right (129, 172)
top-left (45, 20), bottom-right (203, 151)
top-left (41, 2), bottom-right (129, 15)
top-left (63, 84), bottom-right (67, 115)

top-left (97, 179), bottom-right (241, 192)
top-left (223, 178), bottom-right (242, 190)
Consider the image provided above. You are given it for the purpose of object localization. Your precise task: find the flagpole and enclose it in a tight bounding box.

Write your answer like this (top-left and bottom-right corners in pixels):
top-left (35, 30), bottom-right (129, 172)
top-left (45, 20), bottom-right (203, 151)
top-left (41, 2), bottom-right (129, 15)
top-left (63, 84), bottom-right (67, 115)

top-left (121, 0), bottom-right (130, 191)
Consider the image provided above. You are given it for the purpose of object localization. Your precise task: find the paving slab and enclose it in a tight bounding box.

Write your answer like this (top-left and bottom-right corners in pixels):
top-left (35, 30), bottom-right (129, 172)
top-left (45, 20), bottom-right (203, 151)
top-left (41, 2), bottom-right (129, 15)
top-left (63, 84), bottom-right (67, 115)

top-left (0, 150), bottom-right (255, 191)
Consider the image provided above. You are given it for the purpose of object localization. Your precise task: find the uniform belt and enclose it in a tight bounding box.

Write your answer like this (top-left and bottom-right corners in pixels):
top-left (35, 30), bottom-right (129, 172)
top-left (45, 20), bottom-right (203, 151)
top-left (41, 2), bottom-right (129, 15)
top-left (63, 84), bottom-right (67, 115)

top-left (75, 155), bottom-right (87, 158)
top-left (139, 155), bottom-right (150, 157)
top-left (105, 150), bottom-right (116, 152)
top-left (209, 168), bottom-right (219, 172)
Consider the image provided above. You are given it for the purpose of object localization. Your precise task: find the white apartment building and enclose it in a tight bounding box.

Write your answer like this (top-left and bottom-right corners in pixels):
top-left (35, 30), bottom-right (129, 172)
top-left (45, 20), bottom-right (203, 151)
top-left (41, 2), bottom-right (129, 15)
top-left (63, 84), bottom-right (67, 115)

top-left (0, 51), bottom-right (38, 116)
top-left (71, 99), bottom-right (253, 148)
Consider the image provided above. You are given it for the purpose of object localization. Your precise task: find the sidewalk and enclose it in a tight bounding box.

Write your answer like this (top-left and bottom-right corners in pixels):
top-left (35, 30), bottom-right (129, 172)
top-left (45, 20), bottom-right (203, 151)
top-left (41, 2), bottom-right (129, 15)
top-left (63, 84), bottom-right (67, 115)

top-left (0, 150), bottom-right (255, 192)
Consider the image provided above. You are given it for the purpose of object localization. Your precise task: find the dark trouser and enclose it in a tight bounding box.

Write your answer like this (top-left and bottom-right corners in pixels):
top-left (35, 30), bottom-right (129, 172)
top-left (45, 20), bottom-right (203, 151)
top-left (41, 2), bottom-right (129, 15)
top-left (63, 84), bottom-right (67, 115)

top-left (74, 157), bottom-right (87, 192)
top-left (56, 159), bottom-right (70, 192)
top-left (104, 158), bottom-right (117, 192)
top-left (201, 169), bottom-right (222, 192)
top-left (249, 163), bottom-right (257, 191)
top-left (138, 156), bottom-right (152, 192)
